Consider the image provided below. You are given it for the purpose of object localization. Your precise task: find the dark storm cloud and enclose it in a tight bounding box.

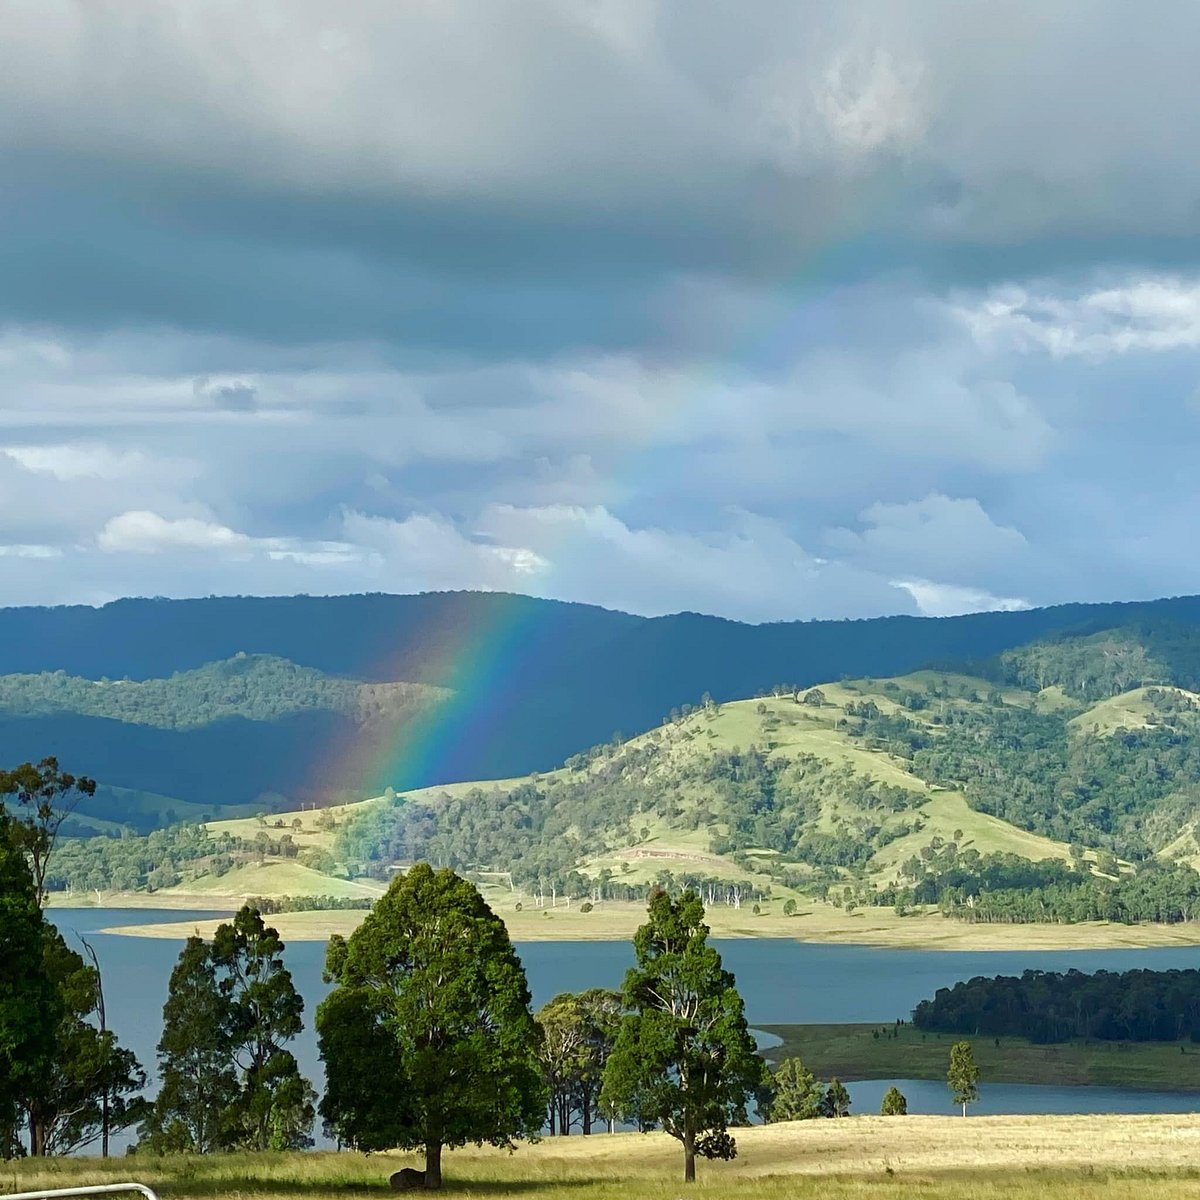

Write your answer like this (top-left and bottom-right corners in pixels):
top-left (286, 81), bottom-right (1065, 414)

top-left (2, 1), bottom-right (1200, 619)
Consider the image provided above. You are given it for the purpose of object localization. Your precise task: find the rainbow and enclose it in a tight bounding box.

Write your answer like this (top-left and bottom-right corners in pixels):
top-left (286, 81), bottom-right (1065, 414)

top-left (310, 590), bottom-right (557, 801)
top-left (310, 191), bottom-right (873, 801)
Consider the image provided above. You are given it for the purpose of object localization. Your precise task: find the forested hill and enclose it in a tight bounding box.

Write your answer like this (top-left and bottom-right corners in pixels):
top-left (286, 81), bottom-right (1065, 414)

top-left (8, 591), bottom-right (1200, 829)
top-left (54, 640), bottom-right (1200, 914)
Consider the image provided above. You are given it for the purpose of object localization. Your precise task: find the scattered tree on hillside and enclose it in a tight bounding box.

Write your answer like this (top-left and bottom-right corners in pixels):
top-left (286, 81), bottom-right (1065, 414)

top-left (317, 864), bottom-right (546, 1189)
top-left (880, 1086), bottom-right (908, 1115)
top-left (948, 1041), bottom-right (980, 1116)
top-left (600, 889), bottom-right (767, 1183)
top-left (764, 1058), bottom-right (824, 1121)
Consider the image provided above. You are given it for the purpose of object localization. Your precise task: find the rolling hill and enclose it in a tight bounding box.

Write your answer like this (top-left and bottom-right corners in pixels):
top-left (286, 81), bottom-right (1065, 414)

top-left (10, 591), bottom-right (1200, 828)
top-left (46, 625), bottom-right (1200, 935)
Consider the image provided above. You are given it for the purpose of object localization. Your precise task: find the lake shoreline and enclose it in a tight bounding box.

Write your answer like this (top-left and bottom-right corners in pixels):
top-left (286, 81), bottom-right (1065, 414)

top-left (761, 1022), bottom-right (1200, 1092)
top-left (66, 892), bottom-right (1200, 951)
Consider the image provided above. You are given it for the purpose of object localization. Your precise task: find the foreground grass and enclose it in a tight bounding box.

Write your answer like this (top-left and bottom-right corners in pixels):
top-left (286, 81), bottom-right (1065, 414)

top-left (7, 1118), bottom-right (1200, 1199)
top-left (762, 1024), bottom-right (1200, 1091)
top-left (100, 896), bottom-right (1200, 950)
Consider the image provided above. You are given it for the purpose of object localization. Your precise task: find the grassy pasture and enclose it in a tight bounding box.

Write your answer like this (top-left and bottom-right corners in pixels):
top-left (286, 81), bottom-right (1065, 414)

top-left (761, 1023), bottom-right (1200, 1091)
top-left (7, 1119), bottom-right (1200, 1199)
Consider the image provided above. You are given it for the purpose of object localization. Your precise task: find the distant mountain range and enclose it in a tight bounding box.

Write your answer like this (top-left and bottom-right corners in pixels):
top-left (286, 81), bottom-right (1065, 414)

top-left (6, 590), bottom-right (1200, 829)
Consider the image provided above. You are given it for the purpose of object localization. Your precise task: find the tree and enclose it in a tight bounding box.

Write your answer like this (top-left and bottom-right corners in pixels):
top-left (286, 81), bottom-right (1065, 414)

top-left (948, 1040), bottom-right (980, 1116)
top-left (317, 864), bottom-right (546, 1189)
top-left (141, 937), bottom-right (239, 1152)
top-left (212, 906), bottom-right (315, 1149)
top-left (539, 994), bottom-right (587, 1136)
top-left (600, 890), bottom-right (767, 1183)
top-left (880, 1086), bottom-right (908, 1115)
top-left (821, 1078), bottom-right (851, 1118)
top-left (0, 758), bottom-right (96, 904)
top-left (0, 815), bottom-right (60, 1156)
top-left (764, 1058), bottom-right (823, 1121)
top-left (782, 898), bottom-right (798, 918)
top-left (23, 927), bottom-right (146, 1156)
top-left (538, 989), bottom-right (622, 1136)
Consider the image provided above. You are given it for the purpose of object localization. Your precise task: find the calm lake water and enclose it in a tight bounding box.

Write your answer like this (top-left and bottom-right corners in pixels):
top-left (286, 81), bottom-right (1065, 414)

top-left (45, 907), bottom-right (1200, 1130)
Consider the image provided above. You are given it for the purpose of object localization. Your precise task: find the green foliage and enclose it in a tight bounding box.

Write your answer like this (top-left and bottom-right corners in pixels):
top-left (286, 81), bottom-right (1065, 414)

top-left (537, 990), bottom-right (622, 1135)
top-left (914, 966), bottom-right (1200, 1043)
top-left (880, 1085), bottom-right (908, 1115)
top-left (765, 1058), bottom-right (824, 1121)
top-left (142, 936), bottom-right (240, 1152)
top-left (1, 757), bottom-right (96, 902)
top-left (0, 815), bottom-right (60, 1154)
top-left (600, 890), bottom-right (767, 1183)
top-left (948, 1041), bottom-right (980, 1115)
top-left (317, 864), bottom-right (546, 1189)
top-left (995, 623), bottom-right (1200, 700)
top-left (142, 908), bottom-right (312, 1153)
top-left (26, 927), bottom-right (147, 1155)
top-left (0, 654), bottom-right (447, 731)
top-left (820, 1078), bottom-right (851, 1117)
top-left (212, 907), bottom-right (315, 1150)
top-left (47, 823), bottom-right (254, 894)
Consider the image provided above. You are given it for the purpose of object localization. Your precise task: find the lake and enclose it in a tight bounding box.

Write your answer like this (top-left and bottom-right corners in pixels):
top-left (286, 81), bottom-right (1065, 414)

top-left (45, 906), bottom-right (1200, 1139)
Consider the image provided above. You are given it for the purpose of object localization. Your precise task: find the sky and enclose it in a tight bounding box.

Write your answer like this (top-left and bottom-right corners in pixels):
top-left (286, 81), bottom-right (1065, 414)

top-left (2, 1), bottom-right (1200, 622)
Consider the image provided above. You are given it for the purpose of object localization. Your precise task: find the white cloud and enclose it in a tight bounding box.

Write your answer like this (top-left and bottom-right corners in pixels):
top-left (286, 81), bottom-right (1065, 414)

top-left (827, 492), bottom-right (1027, 582)
top-left (891, 579), bottom-right (1030, 618)
top-left (97, 510), bottom-right (363, 566)
top-left (955, 277), bottom-right (1200, 359)
top-left (0, 543), bottom-right (61, 559)
top-left (2, 444), bottom-right (149, 481)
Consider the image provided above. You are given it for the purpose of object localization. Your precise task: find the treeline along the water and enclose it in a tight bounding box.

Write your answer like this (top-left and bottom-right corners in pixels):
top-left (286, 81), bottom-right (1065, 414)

top-left (913, 967), bottom-right (1200, 1043)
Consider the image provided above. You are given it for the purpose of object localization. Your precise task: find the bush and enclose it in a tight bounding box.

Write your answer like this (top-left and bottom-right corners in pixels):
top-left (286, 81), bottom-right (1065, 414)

top-left (579, 901), bottom-right (594, 913)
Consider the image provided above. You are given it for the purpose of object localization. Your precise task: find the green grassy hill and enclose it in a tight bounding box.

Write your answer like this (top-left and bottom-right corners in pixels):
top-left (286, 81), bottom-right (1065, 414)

top-left (44, 626), bottom-right (1200, 922)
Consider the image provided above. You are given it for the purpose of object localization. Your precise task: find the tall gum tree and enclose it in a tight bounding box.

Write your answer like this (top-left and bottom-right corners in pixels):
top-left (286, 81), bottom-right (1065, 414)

top-left (601, 889), bottom-right (767, 1183)
top-left (317, 864), bottom-right (546, 1190)
top-left (0, 814), bottom-right (59, 1156)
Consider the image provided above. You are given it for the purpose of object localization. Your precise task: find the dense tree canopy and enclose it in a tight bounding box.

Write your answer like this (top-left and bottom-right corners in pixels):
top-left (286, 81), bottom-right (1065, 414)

top-left (600, 890), bottom-right (766, 1183)
top-left (914, 967), bottom-right (1200, 1044)
top-left (0, 814), bottom-right (60, 1155)
top-left (317, 865), bottom-right (546, 1189)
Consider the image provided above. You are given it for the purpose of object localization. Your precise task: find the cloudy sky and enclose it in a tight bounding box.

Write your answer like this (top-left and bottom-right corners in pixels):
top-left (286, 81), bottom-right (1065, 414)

top-left (2, 0), bottom-right (1199, 621)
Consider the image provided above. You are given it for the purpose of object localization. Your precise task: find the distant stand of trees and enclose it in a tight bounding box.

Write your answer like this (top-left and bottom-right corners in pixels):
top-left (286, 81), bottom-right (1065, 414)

top-left (245, 894), bottom-right (375, 914)
top-left (913, 967), bottom-right (1200, 1043)
top-left (874, 850), bottom-right (1200, 926)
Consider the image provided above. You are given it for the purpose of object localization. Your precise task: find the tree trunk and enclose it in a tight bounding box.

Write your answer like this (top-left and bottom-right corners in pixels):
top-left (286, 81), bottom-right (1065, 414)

top-left (424, 1141), bottom-right (442, 1190)
top-left (683, 1124), bottom-right (696, 1183)
top-left (962, 1102), bottom-right (967, 1117)
top-left (29, 1107), bottom-right (47, 1157)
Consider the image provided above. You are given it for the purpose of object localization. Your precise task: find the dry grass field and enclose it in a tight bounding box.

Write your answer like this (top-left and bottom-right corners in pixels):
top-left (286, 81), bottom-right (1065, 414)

top-left (101, 893), bottom-right (1200, 949)
top-left (7, 1116), bottom-right (1200, 1199)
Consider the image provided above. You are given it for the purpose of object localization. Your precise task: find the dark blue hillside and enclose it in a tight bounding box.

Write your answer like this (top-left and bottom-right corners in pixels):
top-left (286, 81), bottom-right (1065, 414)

top-left (5, 590), bottom-right (1200, 813)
